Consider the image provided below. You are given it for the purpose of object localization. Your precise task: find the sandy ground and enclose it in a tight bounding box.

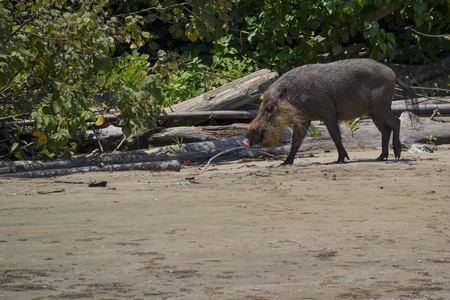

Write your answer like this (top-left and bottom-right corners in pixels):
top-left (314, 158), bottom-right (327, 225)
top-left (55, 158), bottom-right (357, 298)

top-left (0, 147), bottom-right (449, 300)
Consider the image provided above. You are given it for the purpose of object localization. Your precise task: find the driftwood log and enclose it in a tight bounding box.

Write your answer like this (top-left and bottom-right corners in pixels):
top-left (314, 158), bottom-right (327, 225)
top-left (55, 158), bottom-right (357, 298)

top-left (147, 124), bottom-right (248, 146)
top-left (2, 112), bottom-right (450, 178)
top-left (391, 97), bottom-right (450, 115)
top-left (163, 69), bottom-right (278, 114)
top-left (0, 157), bottom-right (182, 178)
top-left (158, 110), bottom-right (258, 122)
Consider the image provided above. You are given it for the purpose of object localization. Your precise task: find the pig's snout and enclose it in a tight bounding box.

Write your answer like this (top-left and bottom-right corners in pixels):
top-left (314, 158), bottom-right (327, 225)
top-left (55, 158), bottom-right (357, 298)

top-left (242, 127), bottom-right (266, 150)
top-left (241, 138), bottom-right (251, 150)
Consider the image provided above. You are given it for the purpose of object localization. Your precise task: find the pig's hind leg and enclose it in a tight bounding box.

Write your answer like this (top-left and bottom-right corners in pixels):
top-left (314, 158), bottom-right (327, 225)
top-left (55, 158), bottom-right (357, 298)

top-left (391, 117), bottom-right (401, 159)
top-left (388, 115), bottom-right (401, 159)
top-left (372, 114), bottom-right (401, 160)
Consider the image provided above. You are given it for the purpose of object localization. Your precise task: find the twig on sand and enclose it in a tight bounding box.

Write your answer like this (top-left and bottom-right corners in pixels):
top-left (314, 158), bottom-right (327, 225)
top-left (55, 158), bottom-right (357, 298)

top-left (252, 149), bottom-right (281, 160)
top-left (37, 189), bottom-right (65, 194)
top-left (201, 146), bottom-right (283, 173)
top-left (201, 146), bottom-right (243, 173)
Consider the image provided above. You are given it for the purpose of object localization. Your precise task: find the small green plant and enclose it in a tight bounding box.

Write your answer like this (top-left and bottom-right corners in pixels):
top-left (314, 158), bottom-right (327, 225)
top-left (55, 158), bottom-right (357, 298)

top-left (343, 118), bottom-right (361, 138)
top-left (0, 124), bottom-right (35, 160)
top-left (6, 140), bottom-right (29, 160)
top-left (171, 137), bottom-right (184, 147)
top-left (308, 126), bottom-right (321, 137)
top-left (39, 149), bottom-right (56, 159)
top-left (425, 134), bottom-right (437, 145)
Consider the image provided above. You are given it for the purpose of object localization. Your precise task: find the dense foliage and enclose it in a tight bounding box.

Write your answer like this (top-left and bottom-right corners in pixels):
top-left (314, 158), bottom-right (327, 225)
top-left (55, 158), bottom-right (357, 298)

top-left (0, 0), bottom-right (448, 159)
top-left (232, 0), bottom-right (449, 70)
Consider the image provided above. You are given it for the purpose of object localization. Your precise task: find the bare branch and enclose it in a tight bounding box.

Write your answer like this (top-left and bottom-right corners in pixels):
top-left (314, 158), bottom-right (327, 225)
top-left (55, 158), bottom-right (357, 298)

top-left (115, 2), bottom-right (189, 17)
top-left (405, 26), bottom-right (450, 40)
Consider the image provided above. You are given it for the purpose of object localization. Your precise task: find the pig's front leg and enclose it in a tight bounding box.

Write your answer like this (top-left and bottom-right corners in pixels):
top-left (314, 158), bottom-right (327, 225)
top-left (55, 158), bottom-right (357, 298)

top-left (281, 121), bottom-right (310, 165)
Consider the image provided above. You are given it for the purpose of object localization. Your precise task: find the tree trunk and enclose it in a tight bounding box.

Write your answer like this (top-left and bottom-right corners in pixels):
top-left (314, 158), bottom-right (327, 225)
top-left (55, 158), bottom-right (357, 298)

top-left (0, 160), bottom-right (182, 178)
top-left (158, 110), bottom-right (258, 122)
top-left (163, 69), bottom-right (278, 114)
top-left (391, 97), bottom-right (450, 115)
top-left (147, 124), bottom-right (248, 147)
top-left (3, 113), bottom-right (450, 178)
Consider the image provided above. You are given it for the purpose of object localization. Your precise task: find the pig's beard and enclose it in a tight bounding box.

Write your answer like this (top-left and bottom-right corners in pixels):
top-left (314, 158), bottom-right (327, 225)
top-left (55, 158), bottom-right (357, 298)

top-left (246, 101), bottom-right (303, 149)
top-left (260, 122), bottom-right (284, 148)
top-left (262, 102), bottom-right (301, 147)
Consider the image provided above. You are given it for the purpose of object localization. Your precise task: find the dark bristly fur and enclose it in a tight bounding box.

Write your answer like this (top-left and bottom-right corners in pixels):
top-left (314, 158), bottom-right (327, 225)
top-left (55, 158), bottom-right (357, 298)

top-left (242, 58), bottom-right (419, 165)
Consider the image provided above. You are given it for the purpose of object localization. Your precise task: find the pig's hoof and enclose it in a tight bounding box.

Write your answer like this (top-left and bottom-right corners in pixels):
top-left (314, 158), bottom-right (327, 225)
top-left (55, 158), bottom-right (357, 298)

top-left (336, 157), bottom-right (349, 163)
top-left (337, 153), bottom-right (350, 163)
top-left (280, 160), bottom-right (294, 166)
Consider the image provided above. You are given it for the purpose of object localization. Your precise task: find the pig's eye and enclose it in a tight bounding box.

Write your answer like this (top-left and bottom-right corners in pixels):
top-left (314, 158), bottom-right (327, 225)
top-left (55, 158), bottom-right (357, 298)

top-left (265, 105), bottom-right (274, 113)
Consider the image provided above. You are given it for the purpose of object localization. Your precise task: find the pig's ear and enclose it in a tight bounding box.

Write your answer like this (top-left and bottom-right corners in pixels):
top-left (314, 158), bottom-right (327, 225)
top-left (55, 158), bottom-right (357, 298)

top-left (278, 87), bottom-right (288, 100)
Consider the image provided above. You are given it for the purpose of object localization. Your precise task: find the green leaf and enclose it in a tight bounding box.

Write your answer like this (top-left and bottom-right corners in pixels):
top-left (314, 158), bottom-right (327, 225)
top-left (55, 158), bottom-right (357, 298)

top-left (125, 15), bottom-right (135, 26)
top-left (413, 2), bottom-right (426, 14)
top-left (10, 142), bottom-right (19, 153)
top-left (247, 31), bottom-right (257, 43)
top-left (343, 2), bottom-right (356, 15)
top-left (386, 32), bottom-right (396, 44)
top-left (358, 0), bottom-right (368, 8)
top-left (379, 42), bottom-right (388, 52)
top-left (80, 111), bottom-right (93, 122)
top-left (141, 31), bottom-right (152, 39)
top-left (52, 101), bottom-right (62, 114)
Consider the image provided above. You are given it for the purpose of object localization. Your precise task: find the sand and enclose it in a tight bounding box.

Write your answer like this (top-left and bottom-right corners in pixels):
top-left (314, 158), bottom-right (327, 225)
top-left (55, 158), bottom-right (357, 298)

top-left (1, 147), bottom-right (449, 299)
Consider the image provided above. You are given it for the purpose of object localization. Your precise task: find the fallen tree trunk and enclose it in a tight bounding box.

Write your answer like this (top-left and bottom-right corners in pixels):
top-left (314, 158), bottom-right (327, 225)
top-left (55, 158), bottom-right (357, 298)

top-left (2, 113), bottom-right (449, 178)
top-left (399, 112), bottom-right (450, 145)
top-left (163, 69), bottom-right (278, 114)
top-left (391, 97), bottom-right (450, 115)
top-left (0, 160), bottom-right (182, 179)
top-left (158, 110), bottom-right (259, 122)
top-left (147, 123), bottom-right (248, 146)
